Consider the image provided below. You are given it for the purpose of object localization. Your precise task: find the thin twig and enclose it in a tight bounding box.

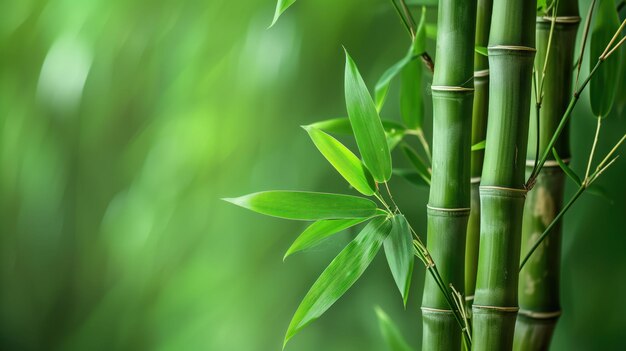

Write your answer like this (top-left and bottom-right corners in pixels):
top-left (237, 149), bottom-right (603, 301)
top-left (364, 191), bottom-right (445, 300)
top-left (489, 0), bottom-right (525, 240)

top-left (575, 0), bottom-right (598, 88)
top-left (585, 116), bottom-right (602, 180)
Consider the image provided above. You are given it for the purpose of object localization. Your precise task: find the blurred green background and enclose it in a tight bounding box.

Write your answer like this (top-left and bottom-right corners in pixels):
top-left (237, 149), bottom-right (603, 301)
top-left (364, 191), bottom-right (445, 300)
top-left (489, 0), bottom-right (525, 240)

top-left (1, 0), bottom-right (625, 350)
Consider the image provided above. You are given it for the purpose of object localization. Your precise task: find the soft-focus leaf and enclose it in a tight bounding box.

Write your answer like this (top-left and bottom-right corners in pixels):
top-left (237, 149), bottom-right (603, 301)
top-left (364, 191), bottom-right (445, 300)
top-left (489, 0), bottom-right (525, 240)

top-left (425, 23), bottom-right (437, 40)
top-left (471, 139), bottom-right (486, 151)
top-left (552, 148), bottom-right (582, 186)
top-left (284, 217), bottom-right (372, 259)
top-left (304, 126), bottom-right (376, 195)
top-left (401, 145), bottom-right (431, 185)
top-left (344, 50), bottom-right (392, 182)
top-left (400, 60), bottom-right (423, 130)
top-left (284, 217), bottom-right (393, 347)
top-left (375, 55), bottom-right (413, 112)
top-left (475, 46), bottom-right (488, 57)
top-left (393, 169), bottom-right (430, 188)
top-left (412, 7), bottom-right (427, 56)
top-left (537, 0), bottom-right (547, 13)
top-left (309, 117), bottom-right (406, 135)
top-left (587, 184), bottom-right (614, 203)
top-left (375, 307), bottom-right (413, 351)
top-left (589, 0), bottom-right (621, 118)
top-left (384, 215), bottom-right (415, 306)
top-left (400, 8), bottom-right (426, 130)
top-left (269, 0), bottom-right (296, 28)
top-left (224, 191), bottom-right (379, 220)
top-left (387, 130), bottom-right (405, 151)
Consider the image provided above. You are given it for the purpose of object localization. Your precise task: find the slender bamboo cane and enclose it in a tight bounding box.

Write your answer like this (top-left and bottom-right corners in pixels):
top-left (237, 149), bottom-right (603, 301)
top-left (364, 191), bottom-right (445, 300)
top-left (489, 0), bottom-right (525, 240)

top-left (514, 2), bottom-right (580, 349)
top-left (421, 0), bottom-right (477, 349)
top-left (471, 0), bottom-right (537, 348)
top-left (465, 0), bottom-right (493, 318)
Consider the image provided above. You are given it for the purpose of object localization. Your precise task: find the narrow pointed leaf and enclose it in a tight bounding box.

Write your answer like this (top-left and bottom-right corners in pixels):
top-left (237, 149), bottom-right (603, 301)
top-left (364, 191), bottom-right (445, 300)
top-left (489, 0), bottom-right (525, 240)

top-left (375, 55), bottom-right (413, 112)
top-left (344, 50), bottom-right (392, 182)
top-left (304, 126), bottom-right (376, 195)
top-left (425, 24), bottom-right (437, 40)
top-left (383, 215), bottom-right (415, 306)
top-left (587, 184), bottom-right (613, 203)
top-left (590, 0), bottom-right (621, 118)
top-left (471, 139), bottom-right (486, 151)
top-left (375, 307), bottom-right (414, 351)
top-left (284, 217), bottom-right (372, 260)
top-left (269, 0), bottom-right (296, 28)
top-left (309, 117), bottom-right (406, 136)
top-left (400, 59), bottom-right (424, 130)
top-left (552, 148), bottom-right (582, 186)
top-left (393, 169), bottom-right (430, 188)
top-left (224, 191), bottom-right (378, 220)
top-left (412, 7), bottom-right (427, 56)
top-left (401, 145), bottom-right (431, 185)
top-left (284, 217), bottom-right (393, 346)
top-left (401, 10), bottom-right (426, 130)
top-left (387, 130), bottom-right (405, 151)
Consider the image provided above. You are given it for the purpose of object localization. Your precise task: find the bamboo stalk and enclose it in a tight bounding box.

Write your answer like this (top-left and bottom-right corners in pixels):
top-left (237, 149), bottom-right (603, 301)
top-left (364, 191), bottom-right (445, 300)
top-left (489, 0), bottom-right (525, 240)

top-left (514, 4), bottom-right (580, 349)
top-left (471, 0), bottom-right (537, 348)
top-left (465, 0), bottom-right (493, 318)
top-left (421, 0), bottom-right (477, 349)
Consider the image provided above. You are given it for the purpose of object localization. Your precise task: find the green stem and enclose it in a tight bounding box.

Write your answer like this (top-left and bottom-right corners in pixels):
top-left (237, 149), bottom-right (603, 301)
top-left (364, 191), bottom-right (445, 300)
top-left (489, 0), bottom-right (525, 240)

top-left (421, 0), bottom-right (477, 348)
top-left (514, 2), bottom-right (579, 349)
top-left (472, 0), bottom-right (536, 348)
top-left (465, 0), bottom-right (493, 330)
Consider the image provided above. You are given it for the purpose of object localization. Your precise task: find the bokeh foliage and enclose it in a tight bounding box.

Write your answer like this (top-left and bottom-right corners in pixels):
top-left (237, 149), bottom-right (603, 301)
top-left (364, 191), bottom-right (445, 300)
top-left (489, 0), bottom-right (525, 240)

top-left (0, 0), bottom-right (625, 350)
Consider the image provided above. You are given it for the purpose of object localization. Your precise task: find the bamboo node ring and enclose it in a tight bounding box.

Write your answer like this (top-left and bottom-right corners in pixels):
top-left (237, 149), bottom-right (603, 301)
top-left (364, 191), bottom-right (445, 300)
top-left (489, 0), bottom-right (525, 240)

top-left (421, 307), bottom-right (455, 314)
top-left (488, 45), bottom-right (537, 52)
top-left (518, 309), bottom-right (562, 319)
top-left (474, 69), bottom-right (489, 78)
top-left (525, 159), bottom-right (569, 167)
top-left (431, 85), bottom-right (474, 92)
top-left (538, 16), bottom-right (581, 24)
top-left (471, 177), bottom-right (481, 184)
top-left (472, 305), bottom-right (519, 313)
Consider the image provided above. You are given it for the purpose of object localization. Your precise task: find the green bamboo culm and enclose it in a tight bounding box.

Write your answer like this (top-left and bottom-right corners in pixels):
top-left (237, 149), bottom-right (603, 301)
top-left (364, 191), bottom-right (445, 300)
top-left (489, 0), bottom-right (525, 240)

top-left (471, 0), bottom-right (537, 348)
top-left (514, 1), bottom-right (580, 350)
top-left (421, 0), bottom-right (477, 349)
top-left (465, 0), bottom-right (493, 319)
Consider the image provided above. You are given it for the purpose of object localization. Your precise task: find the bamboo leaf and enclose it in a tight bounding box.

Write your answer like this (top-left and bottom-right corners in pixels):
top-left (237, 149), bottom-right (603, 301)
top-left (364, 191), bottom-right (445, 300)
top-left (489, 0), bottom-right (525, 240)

top-left (303, 126), bottom-right (376, 195)
top-left (375, 307), bottom-right (414, 351)
top-left (401, 145), bottom-right (431, 185)
top-left (471, 139), bottom-right (486, 151)
top-left (400, 10), bottom-right (426, 130)
top-left (284, 217), bottom-right (372, 260)
top-left (284, 217), bottom-right (393, 347)
top-left (400, 61), bottom-right (424, 130)
top-left (393, 169), bottom-right (430, 188)
top-left (384, 215), bottom-right (415, 306)
top-left (344, 49), bottom-right (393, 182)
top-left (475, 46), bottom-right (488, 57)
top-left (224, 191), bottom-right (379, 220)
top-left (387, 130), bottom-right (405, 151)
top-left (425, 24), bottom-right (437, 40)
top-left (590, 0), bottom-right (622, 118)
top-left (587, 184), bottom-right (614, 203)
top-left (269, 0), bottom-right (296, 28)
top-left (552, 148), bottom-right (582, 186)
top-left (412, 7), bottom-right (428, 56)
top-left (309, 118), bottom-right (406, 136)
top-left (375, 55), bottom-right (413, 112)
